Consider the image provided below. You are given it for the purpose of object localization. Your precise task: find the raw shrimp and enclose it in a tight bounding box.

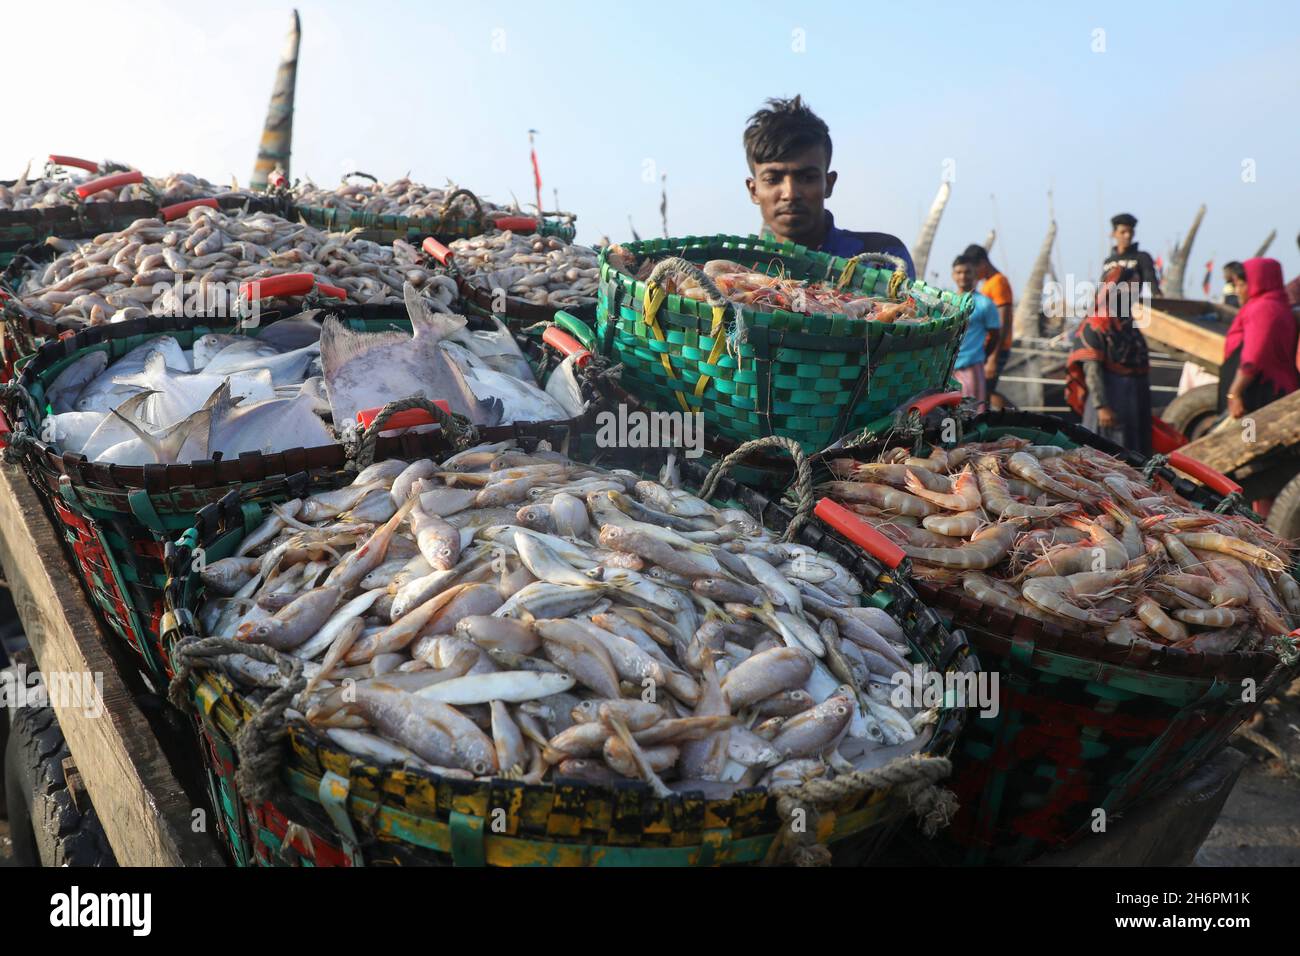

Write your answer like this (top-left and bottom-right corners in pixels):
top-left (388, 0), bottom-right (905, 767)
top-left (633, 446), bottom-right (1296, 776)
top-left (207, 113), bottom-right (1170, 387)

top-left (1174, 533), bottom-right (1286, 573)
top-left (1006, 452), bottom-right (1091, 504)
top-left (1133, 596), bottom-right (1188, 642)
top-left (1171, 607), bottom-right (1250, 627)
top-left (1019, 520), bottom-right (1128, 578)
top-left (900, 519), bottom-right (1026, 570)
top-left (1098, 499), bottom-right (1142, 560)
top-left (1020, 564), bottom-right (1146, 627)
top-left (922, 510), bottom-right (982, 537)
top-left (816, 481), bottom-right (938, 517)
top-left (904, 466), bottom-right (981, 512)
top-left (973, 457), bottom-right (1077, 520)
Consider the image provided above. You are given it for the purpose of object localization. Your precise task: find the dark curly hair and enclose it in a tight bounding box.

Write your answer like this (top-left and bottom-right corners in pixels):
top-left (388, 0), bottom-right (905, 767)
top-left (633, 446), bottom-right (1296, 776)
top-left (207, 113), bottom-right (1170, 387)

top-left (743, 96), bottom-right (832, 170)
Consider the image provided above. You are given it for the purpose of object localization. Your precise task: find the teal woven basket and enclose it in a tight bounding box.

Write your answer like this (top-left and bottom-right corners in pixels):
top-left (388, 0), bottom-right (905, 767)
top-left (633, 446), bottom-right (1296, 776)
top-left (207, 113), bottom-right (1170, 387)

top-left (595, 235), bottom-right (970, 454)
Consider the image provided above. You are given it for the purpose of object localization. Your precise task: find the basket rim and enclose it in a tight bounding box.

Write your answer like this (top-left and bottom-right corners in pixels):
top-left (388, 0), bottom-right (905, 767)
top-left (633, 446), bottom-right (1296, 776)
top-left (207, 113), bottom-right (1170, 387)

top-left (161, 446), bottom-right (972, 826)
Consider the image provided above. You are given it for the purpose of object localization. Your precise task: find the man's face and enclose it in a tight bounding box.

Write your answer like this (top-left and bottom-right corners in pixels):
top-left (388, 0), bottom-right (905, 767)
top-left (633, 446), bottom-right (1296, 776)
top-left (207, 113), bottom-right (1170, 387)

top-left (1112, 225), bottom-right (1134, 252)
top-left (747, 144), bottom-right (836, 242)
top-left (952, 263), bottom-right (975, 292)
top-left (1233, 275), bottom-right (1249, 303)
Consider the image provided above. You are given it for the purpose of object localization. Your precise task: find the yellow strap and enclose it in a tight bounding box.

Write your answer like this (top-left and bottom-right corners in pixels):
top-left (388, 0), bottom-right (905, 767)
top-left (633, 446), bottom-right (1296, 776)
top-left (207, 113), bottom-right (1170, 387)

top-left (888, 268), bottom-right (908, 301)
top-left (693, 305), bottom-right (728, 398)
top-left (642, 281), bottom-right (691, 412)
top-left (836, 257), bottom-right (858, 290)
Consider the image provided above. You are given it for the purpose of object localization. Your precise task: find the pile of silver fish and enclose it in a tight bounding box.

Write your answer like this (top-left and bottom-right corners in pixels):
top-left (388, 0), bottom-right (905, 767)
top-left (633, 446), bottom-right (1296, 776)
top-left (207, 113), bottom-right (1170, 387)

top-left (821, 436), bottom-right (1300, 653)
top-left (290, 175), bottom-right (509, 221)
top-left (39, 284), bottom-right (587, 465)
top-left (0, 167), bottom-right (255, 211)
top-left (449, 231), bottom-right (600, 309)
top-left (194, 448), bottom-right (938, 794)
top-left (10, 206), bottom-right (459, 327)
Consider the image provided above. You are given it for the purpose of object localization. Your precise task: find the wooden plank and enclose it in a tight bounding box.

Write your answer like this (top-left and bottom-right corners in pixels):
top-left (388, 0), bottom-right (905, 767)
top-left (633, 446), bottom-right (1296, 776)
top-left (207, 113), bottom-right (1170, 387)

top-left (0, 463), bottom-right (223, 866)
top-left (1178, 387), bottom-right (1300, 474)
top-left (1133, 303), bottom-right (1225, 370)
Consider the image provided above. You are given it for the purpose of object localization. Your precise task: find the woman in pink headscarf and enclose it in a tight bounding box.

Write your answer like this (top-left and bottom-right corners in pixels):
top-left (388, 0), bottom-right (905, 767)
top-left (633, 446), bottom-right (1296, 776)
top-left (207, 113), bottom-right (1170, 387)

top-left (1220, 257), bottom-right (1300, 421)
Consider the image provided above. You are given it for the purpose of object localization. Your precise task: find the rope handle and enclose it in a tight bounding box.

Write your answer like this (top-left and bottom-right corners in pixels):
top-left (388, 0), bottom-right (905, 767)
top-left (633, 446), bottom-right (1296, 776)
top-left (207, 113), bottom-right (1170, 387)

top-left (698, 435), bottom-right (813, 544)
top-left (645, 257), bottom-right (728, 308)
top-left (438, 187), bottom-right (484, 229)
top-left (167, 635), bottom-right (305, 807)
top-left (340, 171), bottom-right (379, 184)
top-left (353, 394), bottom-right (477, 470)
top-left (836, 252), bottom-right (909, 301)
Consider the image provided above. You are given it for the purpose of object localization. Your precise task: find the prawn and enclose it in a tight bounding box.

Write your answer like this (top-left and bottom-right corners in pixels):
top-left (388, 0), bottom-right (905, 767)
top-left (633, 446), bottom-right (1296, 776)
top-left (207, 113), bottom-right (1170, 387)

top-left (963, 571), bottom-right (1045, 620)
top-left (900, 518), bottom-right (1026, 570)
top-left (922, 510), bottom-right (982, 537)
top-left (904, 466), bottom-right (981, 512)
top-left (1173, 627), bottom-right (1246, 654)
top-left (973, 457), bottom-right (1077, 520)
top-left (1161, 534), bottom-right (1208, 575)
top-left (1006, 452), bottom-right (1092, 504)
top-left (1133, 596), bottom-right (1188, 642)
top-left (1020, 562), bottom-right (1148, 627)
top-left (1171, 607), bottom-right (1250, 628)
top-left (1019, 520), bottom-right (1128, 578)
top-left (1173, 533), bottom-right (1286, 573)
top-left (815, 482), bottom-right (938, 517)
top-left (1098, 499), bottom-right (1143, 560)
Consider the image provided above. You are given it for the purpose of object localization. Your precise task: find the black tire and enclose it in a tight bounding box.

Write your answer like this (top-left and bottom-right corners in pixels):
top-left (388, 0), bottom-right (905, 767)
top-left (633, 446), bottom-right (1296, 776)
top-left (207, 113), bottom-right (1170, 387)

top-left (3, 704), bottom-right (116, 866)
top-left (1161, 384), bottom-right (1221, 441)
top-left (1266, 473), bottom-right (1300, 543)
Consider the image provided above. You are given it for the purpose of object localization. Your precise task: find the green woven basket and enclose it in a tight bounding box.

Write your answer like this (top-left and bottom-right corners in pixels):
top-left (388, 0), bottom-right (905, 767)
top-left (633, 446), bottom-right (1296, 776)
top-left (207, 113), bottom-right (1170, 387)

top-left (4, 306), bottom-right (469, 682)
top-left (160, 448), bottom-right (972, 867)
top-left (817, 406), bottom-right (1297, 865)
top-left (293, 186), bottom-right (576, 245)
top-left (595, 235), bottom-right (970, 455)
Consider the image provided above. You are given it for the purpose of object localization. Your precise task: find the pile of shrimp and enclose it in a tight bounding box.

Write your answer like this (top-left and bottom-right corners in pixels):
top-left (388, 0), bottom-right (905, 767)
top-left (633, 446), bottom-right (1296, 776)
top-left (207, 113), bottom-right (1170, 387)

top-left (818, 435), bottom-right (1300, 656)
top-left (659, 260), bottom-right (919, 323)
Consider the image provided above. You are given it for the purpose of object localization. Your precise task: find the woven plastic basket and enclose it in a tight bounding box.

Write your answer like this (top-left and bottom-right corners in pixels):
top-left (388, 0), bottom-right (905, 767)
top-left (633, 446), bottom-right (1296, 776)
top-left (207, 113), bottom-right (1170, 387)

top-left (160, 440), bottom-right (973, 867)
top-left (3, 303), bottom-right (590, 683)
top-left (294, 183), bottom-right (576, 246)
top-left (0, 193), bottom-right (288, 378)
top-left (594, 235), bottom-right (971, 455)
top-left (811, 398), bottom-right (1299, 864)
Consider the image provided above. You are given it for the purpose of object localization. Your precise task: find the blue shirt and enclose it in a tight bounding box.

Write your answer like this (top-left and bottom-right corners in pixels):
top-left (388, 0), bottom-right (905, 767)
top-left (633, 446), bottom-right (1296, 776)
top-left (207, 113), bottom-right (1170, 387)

top-left (955, 291), bottom-right (1000, 370)
top-left (762, 212), bottom-right (915, 279)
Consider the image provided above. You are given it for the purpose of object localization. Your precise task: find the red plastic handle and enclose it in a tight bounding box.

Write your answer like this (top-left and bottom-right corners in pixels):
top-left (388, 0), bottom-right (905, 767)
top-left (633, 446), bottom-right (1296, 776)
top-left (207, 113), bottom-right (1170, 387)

top-left (240, 273), bottom-right (347, 302)
top-left (161, 198), bottom-right (218, 221)
top-left (268, 171), bottom-right (287, 188)
top-left (74, 170), bottom-right (144, 199)
top-left (1165, 451), bottom-right (1242, 497)
top-left (542, 326), bottom-right (592, 367)
top-left (492, 216), bottom-right (538, 233)
top-left (907, 391), bottom-right (964, 417)
top-left (355, 401), bottom-right (452, 431)
top-left (421, 237), bottom-right (454, 266)
top-left (814, 499), bottom-right (906, 569)
top-left (48, 154), bottom-right (100, 172)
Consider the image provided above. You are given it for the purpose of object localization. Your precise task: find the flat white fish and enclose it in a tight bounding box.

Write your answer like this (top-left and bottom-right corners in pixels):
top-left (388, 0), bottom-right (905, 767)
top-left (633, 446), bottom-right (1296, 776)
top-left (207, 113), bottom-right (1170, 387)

top-left (193, 333), bottom-right (275, 369)
top-left (447, 316), bottom-right (533, 381)
top-left (255, 310), bottom-right (325, 351)
top-left (47, 351), bottom-right (108, 413)
top-left (96, 407), bottom-right (212, 465)
top-left (319, 284), bottom-right (491, 427)
top-left (115, 352), bottom-right (274, 427)
top-left (544, 354), bottom-right (587, 418)
top-left (206, 383), bottom-right (334, 458)
top-left (74, 337), bottom-right (190, 412)
top-left (205, 340), bottom-right (321, 386)
top-left (441, 341), bottom-right (568, 424)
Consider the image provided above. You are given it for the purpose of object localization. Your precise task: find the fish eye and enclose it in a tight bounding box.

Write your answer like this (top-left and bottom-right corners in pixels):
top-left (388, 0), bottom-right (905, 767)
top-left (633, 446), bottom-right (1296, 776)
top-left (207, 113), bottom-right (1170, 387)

top-left (472, 760), bottom-right (491, 776)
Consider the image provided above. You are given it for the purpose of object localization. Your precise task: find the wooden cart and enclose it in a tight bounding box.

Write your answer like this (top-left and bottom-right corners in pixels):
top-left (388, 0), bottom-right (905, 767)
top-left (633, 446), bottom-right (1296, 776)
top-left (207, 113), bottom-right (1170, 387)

top-left (0, 462), bottom-right (223, 866)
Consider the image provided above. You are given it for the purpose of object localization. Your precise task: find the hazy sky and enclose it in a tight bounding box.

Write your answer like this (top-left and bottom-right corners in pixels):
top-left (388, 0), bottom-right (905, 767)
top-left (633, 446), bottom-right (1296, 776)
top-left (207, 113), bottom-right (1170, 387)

top-left (7, 0), bottom-right (1297, 295)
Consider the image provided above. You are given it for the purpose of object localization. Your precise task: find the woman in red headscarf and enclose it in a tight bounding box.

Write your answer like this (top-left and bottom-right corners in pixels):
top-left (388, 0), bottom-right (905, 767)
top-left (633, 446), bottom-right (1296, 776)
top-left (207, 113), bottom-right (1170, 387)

top-left (1066, 266), bottom-right (1153, 455)
top-left (1220, 257), bottom-right (1300, 420)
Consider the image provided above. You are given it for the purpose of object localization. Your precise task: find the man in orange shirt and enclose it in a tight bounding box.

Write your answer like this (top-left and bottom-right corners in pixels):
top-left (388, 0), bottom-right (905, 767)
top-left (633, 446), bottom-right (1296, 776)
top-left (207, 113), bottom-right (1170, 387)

top-left (963, 244), bottom-right (1014, 393)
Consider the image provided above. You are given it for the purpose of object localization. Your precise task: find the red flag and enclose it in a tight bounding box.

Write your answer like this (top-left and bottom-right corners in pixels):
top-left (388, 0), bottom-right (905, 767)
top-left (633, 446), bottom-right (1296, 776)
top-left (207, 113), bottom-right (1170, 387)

top-left (1154, 254), bottom-right (1164, 280)
top-left (1201, 259), bottom-right (1214, 296)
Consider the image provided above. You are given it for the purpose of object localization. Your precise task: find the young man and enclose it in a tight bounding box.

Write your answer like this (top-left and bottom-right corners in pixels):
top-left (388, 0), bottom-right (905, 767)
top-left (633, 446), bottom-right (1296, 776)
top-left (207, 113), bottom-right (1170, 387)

top-left (961, 244), bottom-right (1013, 391)
top-left (950, 254), bottom-right (1000, 409)
top-left (744, 96), bottom-right (914, 277)
top-left (1223, 260), bottom-right (1246, 307)
top-left (1102, 213), bottom-right (1161, 295)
